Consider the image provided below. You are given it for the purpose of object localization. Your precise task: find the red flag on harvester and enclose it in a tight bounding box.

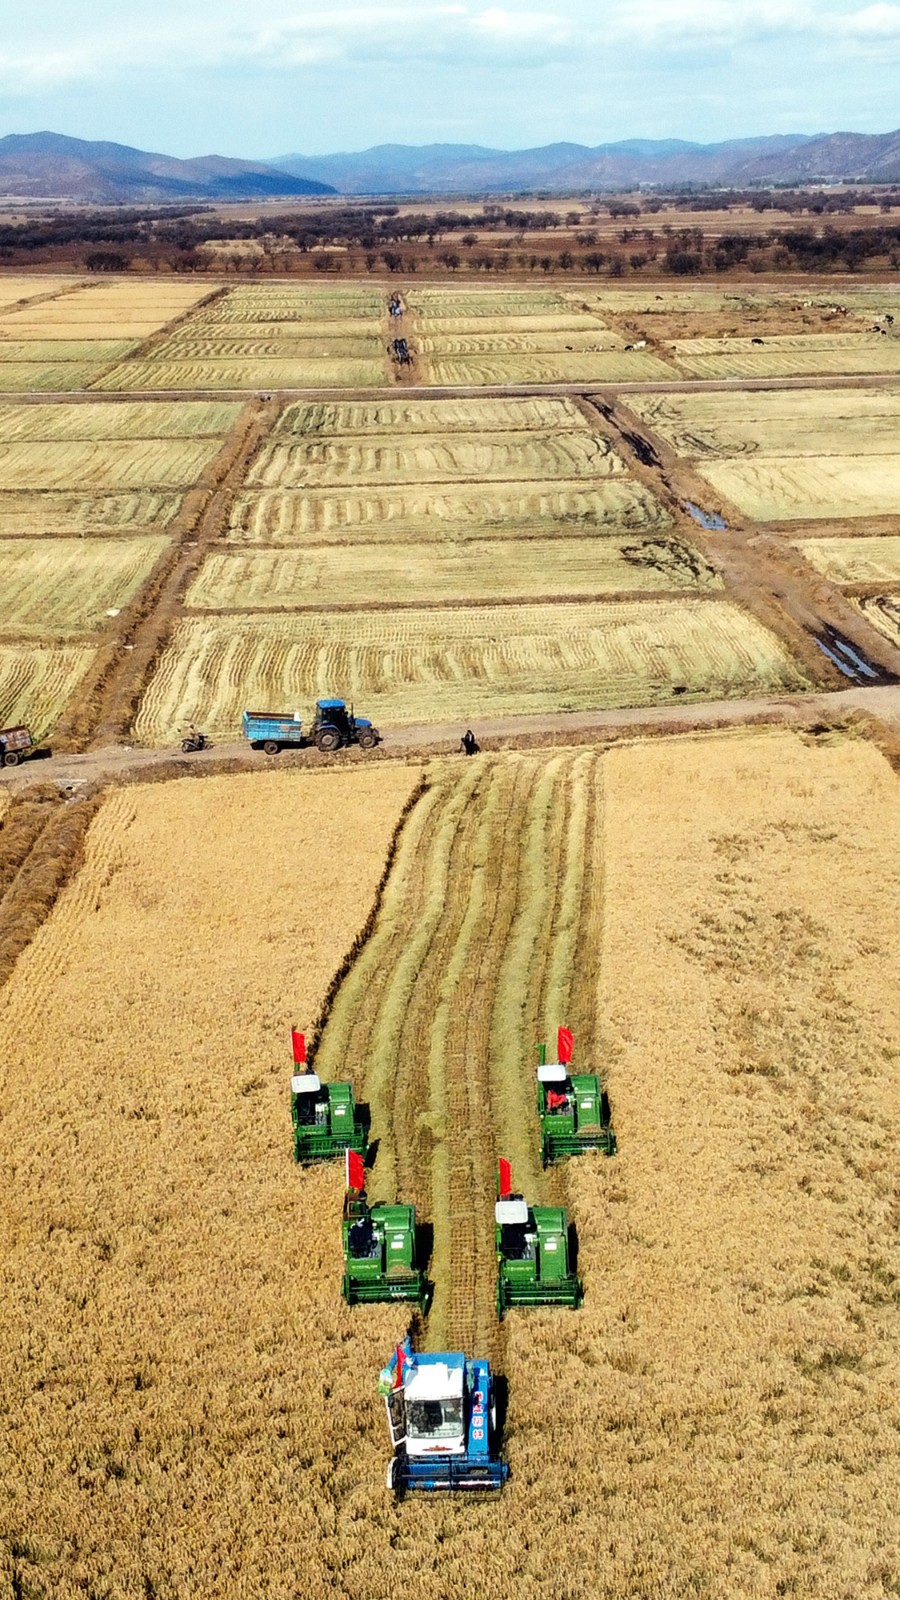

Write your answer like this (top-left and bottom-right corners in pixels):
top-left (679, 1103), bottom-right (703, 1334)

top-left (291, 1029), bottom-right (306, 1066)
top-left (346, 1148), bottom-right (366, 1192)
top-left (498, 1158), bottom-right (512, 1199)
top-left (395, 1343), bottom-right (407, 1389)
top-left (558, 1026), bottom-right (574, 1065)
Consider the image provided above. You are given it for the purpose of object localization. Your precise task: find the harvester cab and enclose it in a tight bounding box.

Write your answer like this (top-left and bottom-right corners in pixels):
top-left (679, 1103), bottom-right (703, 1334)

top-left (342, 1151), bottom-right (428, 1307)
top-left (537, 1027), bottom-right (616, 1166)
top-left (289, 1030), bottom-right (368, 1165)
top-left (379, 1339), bottom-right (509, 1495)
top-left (310, 699), bottom-right (379, 752)
top-left (494, 1159), bottom-right (582, 1317)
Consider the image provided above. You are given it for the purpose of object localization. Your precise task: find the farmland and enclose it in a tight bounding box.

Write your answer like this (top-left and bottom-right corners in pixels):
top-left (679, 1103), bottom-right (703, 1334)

top-left (697, 455), bottom-right (900, 523)
top-left (3, 731), bottom-right (900, 1597)
top-left (853, 594), bottom-right (900, 649)
top-left (133, 599), bottom-right (809, 742)
top-left (0, 437), bottom-right (226, 492)
top-left (186, 536), bottom-right (720, 611)
top-left (670, 331), bottom-right (900, 379)
top-left (796, 536), bottom-right (900, 585)
top-left (0, 643), bottom-right (94, 738)
top-left (0, 538), bottom-right (167, 637)
top-left (246, 429), bottom-right (628, 489)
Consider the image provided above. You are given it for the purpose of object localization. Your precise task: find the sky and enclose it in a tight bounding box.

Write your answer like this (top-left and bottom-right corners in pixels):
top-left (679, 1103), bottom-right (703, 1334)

top-left (1, 0), bottom-right (899, 159)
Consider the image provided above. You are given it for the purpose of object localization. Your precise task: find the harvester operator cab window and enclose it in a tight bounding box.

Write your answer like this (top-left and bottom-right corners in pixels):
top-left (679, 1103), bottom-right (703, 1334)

top-left (500, 1223), bottom-right (535, 1261)
top-left (348, 1215), bottom-right (378, 1258)
top-left (406, 1399), bottom-right (463, 1440)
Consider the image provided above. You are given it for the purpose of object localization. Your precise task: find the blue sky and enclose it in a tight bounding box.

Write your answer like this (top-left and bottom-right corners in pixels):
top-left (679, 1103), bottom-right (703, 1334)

top-left (1, 0), bottom-right (899, 158)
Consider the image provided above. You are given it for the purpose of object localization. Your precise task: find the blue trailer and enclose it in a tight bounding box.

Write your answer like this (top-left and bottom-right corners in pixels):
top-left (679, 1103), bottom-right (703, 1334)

top-left (242, 700), bottom-right (379, 755)
top-left (378, 1340), bottom-right (509, 1495)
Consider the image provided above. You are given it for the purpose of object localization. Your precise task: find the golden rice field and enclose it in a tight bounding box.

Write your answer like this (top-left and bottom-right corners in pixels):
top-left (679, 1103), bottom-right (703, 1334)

top-left (94, 355), bottom-right (387, 390)
top-left (853, 594), bottom-right (900, 648)
top-left (417, 313), bottom-right (605, 335)
top-left (406, 289), bottom-right (570, 318)
top-left (696, 454), bottom-right (900, 522)
top-left (227, 477), bottom-right (671, 544)
top-left (0, 274), bottom-right (84, 310)
top-left (274, 395), bottom-right (588, 436)
top-left (187, 536), bottom-right (719, 611)
top-left (795, 536), bottom-right (900, 585)
top-left (671, 334), bottom-right (900, 379)
top-left (133, 599), bottom-right (809, 742)
top-left (424, 350), bottom-right (677, 385)
top-left (202, 288), bottom-right (384, 321)
top-left (156, 335), bottom-right (383, 361)
top-left (0, 339), bottom-right (136, 363)
top-left (0, 490), bottom-right (185, 539)
top-left (0, 437), bottom-right (225, 493)
top-left (418, 329), bottom-right (626, 354)
top-left (629, 385), bottom-right (900, 459)
top-left (0, 765), bottom-right (418, 1600)
top-left (0, 359), bottom-right (131, 392)
top-left (246, 429), bottom-right (627, 489)
top-left (0, 642), bottom-right (94, 738)
top-left (0, 399), bottom-right (241, 442)
top-left (0, 537), bottom-right (167, 638)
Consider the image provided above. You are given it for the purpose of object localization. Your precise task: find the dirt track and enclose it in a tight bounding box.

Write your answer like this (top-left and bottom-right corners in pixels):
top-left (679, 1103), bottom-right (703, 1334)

top-left (4, 681), bottom-right (900, 798)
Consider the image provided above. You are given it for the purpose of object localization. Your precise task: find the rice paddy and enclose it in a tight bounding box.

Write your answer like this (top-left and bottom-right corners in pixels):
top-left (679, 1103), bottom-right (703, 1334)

top-left (852, 593), bottom-right (900, 648)
top-left (0, 490), bottom-right (186, 539)
top-left (629, 385), bottom-right (900, 459)
top-left (133, 599), bottom-right (810, 743)
top-left (696, 455), bottom-right (900, 523)
top-left (0, 642), bottom-right (94, 738)
top-left (796, 536), bottom-right (900, 585)
top-left (246, 429), bottom-right (628, 489)
top-left (0, 400), bottom-right (241, 442)
top-left (186, 536), bottom-right (719, 611)
top-left (0, 538), bottom-right (168, 637)
top-left (670, 333), bottom-right (900, 379)
top-left (0, 437), bottom-right (226, 493)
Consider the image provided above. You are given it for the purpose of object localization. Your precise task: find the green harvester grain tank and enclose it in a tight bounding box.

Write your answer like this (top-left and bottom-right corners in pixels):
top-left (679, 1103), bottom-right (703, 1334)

top-left (495, 1161), bottom-right (582, 1317)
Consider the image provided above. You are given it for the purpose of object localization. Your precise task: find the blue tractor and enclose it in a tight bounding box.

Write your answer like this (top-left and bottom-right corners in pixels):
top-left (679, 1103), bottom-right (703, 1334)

top-left (378, 1339), bottom-right (509, 1495)
top-left (242, 699), bottom-right (379, 754)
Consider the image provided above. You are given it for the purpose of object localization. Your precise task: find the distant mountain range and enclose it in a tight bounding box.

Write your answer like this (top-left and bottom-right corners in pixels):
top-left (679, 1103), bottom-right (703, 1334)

top-left (3, 129), bottom-right (900, 204)
top-left (270, 130), bottom-right (900, 193)
top-left (0, 133), bottom-right (335, 203)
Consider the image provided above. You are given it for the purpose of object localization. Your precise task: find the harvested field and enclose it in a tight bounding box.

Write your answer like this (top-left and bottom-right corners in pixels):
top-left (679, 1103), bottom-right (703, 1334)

top-left (227, 478), bottom-right (671, 544)
top-left (204, 289), bottom-right (383, 321)
top-left (853, 593), bottom-right (900, 648)
top-left (0, 491), bottom-right (184, 539)
top-left (93, 356), bottom-right (387, 390)
top-left (418, 329), bottom-right (625, 354)
top-left (672, 335), bottom-right (900, 379)
top-left (629, 385), bottom-right (900, 459)
top-left (246, 430), bottom-right (627, 489)
top-left (424, 349), bottom-right (676, 385)
top-left (407, 289), bottom-right (569, 318)
top-left (696, 454), bottom-right (900, 522)
top-left (0, 340), bottom-right (136, 363)
top-left (0, 275), bottom-right (84, 310)
top-left (0, 400), bottom-right (241, 443)
top-left (0, 642), bottom-right (94, 738)
top-left (187, 536), bottom-right (718, 610)
top-left (156, 335), bottom-right (383, 361)
top-left (0, 361), bottom-right (124, 392)
top-left (796, 536), bottom-right (900, 585)
top-left (0, 765), bottom-right (418, 1599)
top-left (0, 538), bottom-right (167, 637)
top-left (274, 396), bottom-right (588, 436)
top-left (133, 599), bottom-right (809, 743)
top-left (0, 437), bottom-right (225, 493)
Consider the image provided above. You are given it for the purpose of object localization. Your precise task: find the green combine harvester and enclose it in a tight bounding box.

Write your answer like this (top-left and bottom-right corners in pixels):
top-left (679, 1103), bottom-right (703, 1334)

top-left (495, 1159), bottom-right (582, 1317)
top-left (342, 1151), bottom-right (428, 1307)
top-left (289, 1030), bottom-right (368, 1165)
top-left (537, 1026), bottom-right (616, 1167)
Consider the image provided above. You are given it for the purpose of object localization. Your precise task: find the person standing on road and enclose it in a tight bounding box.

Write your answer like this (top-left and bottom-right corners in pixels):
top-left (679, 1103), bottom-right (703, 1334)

top-left (460, 729), bottom-right (480, 756)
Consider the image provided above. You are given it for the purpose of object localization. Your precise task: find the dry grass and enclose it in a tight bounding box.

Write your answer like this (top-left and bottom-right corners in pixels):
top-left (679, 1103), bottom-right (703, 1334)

top-left (227, 478), bottom-right (671, 544)
top-left (93, 355), bottom-right (388, 390)
top-left (274, 396), bottom-right (589, 436)
top-left (696, 454), bottom-right (900, 522)
top-left (0, 400), bottom-right (242, 442)
top-left (0, 438), bottom-right (225, 493)
top-left (0, 491), bottom-right (185, 539)
top-left (246, 429), bottom-right (628, 489)
top-left (629, 385), bottom-right (900, 460)
top-left (133, 599), bottom-right (810, 743)
top-left (0, 537), bottom-right (167, 637)
top-left (0, 642), bottom-right (94, 738)
top-left (796, 536), bottom-right (900, 585)
top-left (0, 765), bottom-right (418, 1599)
top-left (187, 537), bottom-right (719, 610)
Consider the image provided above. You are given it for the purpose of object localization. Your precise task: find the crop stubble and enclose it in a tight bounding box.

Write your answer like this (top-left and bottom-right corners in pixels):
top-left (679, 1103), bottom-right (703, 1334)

top-left (0, 537), bottom-right (168, 638)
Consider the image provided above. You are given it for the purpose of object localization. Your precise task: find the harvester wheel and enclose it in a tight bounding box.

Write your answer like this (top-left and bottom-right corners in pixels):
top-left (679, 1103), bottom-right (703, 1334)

top-left (357, 729), bottom-right (377, 750)
top-left (316, 728), bottom-right (342, 752)
top-left (263, 740), bottom-right (279, 755)
top-left (3, 751), bottom-right (19, 766)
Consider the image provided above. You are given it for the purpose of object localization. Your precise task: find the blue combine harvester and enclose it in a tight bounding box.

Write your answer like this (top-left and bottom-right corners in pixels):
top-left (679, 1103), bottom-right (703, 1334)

top-left (378, 1339), bottom-right (509, 1495)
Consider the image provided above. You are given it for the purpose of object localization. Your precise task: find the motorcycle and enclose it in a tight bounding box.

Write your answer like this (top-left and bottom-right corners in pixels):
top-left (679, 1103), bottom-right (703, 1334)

top-left (181, 730), bottom-right (207, 754)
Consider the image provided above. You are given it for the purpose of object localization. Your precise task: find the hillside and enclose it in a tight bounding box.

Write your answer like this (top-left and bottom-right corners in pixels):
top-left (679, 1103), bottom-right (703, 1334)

top-left (0, 133), bottom-right (335, 203)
